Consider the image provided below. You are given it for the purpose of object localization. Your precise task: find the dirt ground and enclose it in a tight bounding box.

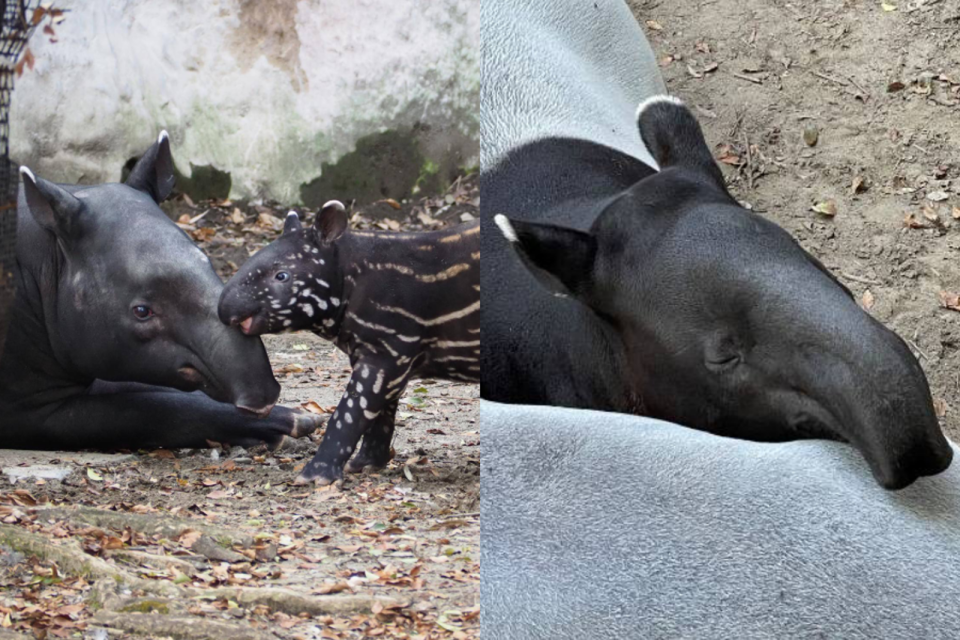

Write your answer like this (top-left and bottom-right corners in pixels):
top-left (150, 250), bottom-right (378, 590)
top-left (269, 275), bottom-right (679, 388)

top-left (634, 0), bottom-right (960, 439)
top-left (0, 180), bottom-right (479, 639)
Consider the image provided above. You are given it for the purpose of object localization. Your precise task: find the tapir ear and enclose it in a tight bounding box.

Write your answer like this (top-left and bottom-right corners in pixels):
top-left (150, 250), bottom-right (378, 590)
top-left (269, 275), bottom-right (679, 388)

top-left (125, 130), bottom-right (176, 203)
top-left (20, 167), bottom-right (84, 238)
top-left (283, 211), bottom-right (303, 235)
top-left (636, 96), bottom-right (727, 192)
top-left (314, 200), bottom-right (347, 244)
top-left (494, 214), bottom-right (596, 298)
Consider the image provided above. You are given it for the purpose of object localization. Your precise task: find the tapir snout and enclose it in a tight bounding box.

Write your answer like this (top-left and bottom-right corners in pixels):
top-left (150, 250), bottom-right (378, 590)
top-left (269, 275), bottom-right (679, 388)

top-left (825, 317), bottom-right (953, 489)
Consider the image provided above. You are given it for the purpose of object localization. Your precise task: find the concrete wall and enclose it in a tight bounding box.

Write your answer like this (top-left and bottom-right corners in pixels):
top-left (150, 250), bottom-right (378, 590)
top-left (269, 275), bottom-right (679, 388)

top-left (10, 0), bottom-right (478, 205)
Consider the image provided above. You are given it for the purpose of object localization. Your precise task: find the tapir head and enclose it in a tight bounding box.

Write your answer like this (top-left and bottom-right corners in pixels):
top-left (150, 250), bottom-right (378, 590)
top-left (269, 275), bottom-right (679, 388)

top-left (496, 97), bottom-right (953, 490)
top-left (19, 132), bottom-right (281, 416)
top-left (218, 201), bottom-right (347, 336)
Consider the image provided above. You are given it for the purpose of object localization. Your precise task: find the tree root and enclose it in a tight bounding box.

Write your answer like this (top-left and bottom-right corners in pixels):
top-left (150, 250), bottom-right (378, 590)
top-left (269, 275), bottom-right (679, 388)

top-left (29, 506), bottom-right (253, 547)
top-left (91, 611), bottom-right (275, 640)
top-left (105, 549), bottom-right (202, 576)
top-left (183, 586), bottom-right (406, 616)
top-left (5, 523), bottom-right (407, 628)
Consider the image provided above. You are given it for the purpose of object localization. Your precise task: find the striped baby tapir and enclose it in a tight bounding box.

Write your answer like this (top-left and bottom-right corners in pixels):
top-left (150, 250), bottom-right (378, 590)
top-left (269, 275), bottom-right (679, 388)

top-left (219, 201), bottom-right (480, 485)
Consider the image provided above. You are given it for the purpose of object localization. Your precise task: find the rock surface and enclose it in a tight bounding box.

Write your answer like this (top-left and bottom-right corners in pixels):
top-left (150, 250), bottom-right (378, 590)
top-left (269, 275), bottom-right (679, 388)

top-left (11, 0), bottom-right (478, 204)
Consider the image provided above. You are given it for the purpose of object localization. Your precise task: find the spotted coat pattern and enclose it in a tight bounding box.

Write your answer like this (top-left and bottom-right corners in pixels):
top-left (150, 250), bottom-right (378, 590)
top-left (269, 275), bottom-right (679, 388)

top-left (219, 202), bottom-right (480, 484)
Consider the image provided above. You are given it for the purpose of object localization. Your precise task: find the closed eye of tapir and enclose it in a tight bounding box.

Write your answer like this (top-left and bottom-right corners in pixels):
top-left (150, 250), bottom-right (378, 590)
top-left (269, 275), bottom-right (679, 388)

top-left (491, 97), bottom-right (953, 491)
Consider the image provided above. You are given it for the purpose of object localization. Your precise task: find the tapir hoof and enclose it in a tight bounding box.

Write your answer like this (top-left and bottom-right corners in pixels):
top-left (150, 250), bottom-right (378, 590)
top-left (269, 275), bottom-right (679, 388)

top-left (344, 447), bottom-right (396, 474)
top-left (294, 457), bottom-right (343, 486)
top-left (344, 459), bottom-right (382, 474)
top-left (291, 412), bottom-right (324, 438)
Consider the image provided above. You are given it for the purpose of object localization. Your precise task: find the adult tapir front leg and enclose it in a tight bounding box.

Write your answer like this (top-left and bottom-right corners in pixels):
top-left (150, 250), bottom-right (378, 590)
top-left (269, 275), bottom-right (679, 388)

top-left (345, 397), bottom-right (400, 474)
top-left (3, 385), bottom-right (322, 451)
top-left (297, 362), bottom-right (405, 485)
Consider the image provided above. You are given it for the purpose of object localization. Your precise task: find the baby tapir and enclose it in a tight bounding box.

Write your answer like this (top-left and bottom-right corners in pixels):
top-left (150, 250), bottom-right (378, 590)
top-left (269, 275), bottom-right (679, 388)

top-left (219, 202), bottom-right (480, 485)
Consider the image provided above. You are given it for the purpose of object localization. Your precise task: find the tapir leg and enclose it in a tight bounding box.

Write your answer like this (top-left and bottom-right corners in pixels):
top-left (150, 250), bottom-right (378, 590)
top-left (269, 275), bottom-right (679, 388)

top-left (297, 362), bottom-right (406, 485)
top-left (345, 398), bottom-right (400, 474)
top-left (2, 385), bottom-right (321, 451)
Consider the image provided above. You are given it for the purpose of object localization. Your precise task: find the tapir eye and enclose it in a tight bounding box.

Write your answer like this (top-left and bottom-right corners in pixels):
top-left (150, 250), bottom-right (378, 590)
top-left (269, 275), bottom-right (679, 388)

top-left (132, 305), bottom-right (154, 321)
top-left (275, 272), bottom-right (290, 282)
top-left (705, 337), bottom-right (742, 373)
top-left (707, 353), bottom-right (741, 371)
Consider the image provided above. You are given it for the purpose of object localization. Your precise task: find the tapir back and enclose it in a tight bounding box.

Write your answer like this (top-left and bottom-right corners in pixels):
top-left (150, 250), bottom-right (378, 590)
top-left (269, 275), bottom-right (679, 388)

top-left (481, 0), bottom-right (663, 171)
top-left (482, 401), bottom-right (960, 639)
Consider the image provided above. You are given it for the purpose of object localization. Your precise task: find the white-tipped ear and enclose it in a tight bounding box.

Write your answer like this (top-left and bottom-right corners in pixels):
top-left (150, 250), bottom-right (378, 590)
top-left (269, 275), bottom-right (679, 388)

top-left (635, 95), bottom-right (684, 122)
top-left (158, 130), bottom-right (169, 144)
top-left (494, 214), bottom-right (518, 243)
top-left (283, 210), bottom-right (303, 235)
top-left (19, 166), bottom-right (36, 184)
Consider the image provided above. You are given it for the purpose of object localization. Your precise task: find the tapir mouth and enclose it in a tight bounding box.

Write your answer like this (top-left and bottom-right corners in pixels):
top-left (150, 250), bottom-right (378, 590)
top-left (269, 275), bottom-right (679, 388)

top-left (233, 312), bottom-right (267, 336)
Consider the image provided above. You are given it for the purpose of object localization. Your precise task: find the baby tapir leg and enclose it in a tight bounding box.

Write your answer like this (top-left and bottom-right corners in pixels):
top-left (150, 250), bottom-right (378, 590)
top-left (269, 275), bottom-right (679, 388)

top-left (297, 361), bottom-right (407, 485)
top-left (345, 398), bottom-right (400, 474)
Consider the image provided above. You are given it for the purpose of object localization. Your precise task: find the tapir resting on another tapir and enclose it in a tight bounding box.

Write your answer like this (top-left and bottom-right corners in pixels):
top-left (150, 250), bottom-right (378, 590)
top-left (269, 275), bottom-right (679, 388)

top-left (481, 0), bottom-right (953, 490)
top-left (0, 133), bottom-right (320, 451)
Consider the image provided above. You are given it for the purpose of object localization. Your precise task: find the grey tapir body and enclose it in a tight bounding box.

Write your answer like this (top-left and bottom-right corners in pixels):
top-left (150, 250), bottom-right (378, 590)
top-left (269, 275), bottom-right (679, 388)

top-left (481, 0), bottom-right (952, 489)
top-left (482, 401), bottom-right (960, 640)
top-left (219, 204), bottom-right (480, 484)
top-left (0, 134), bottom-right (319, 451)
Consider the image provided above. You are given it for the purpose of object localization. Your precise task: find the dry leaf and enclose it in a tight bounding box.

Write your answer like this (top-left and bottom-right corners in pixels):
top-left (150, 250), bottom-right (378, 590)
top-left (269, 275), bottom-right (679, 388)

top-left (179, 529), bottom-right (203, 548)
top-left (903, 212), bottom-right (926, 229)
top-left (300, 400), bottom-right (328, 415)
top-left (939, 291), bottom-right (960, 312)
top-left (811, 201), bottom-right (837, 217)
top-left (645, 19), bottom-right (664, 30)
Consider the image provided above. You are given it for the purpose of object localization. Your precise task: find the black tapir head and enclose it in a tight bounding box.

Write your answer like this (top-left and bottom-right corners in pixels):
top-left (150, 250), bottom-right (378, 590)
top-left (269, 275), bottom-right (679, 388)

top-left (496, 97), bottom-right (953, 490)
top-left (218, 201), bottom-right (347, 337)
top-left (19, 132), bottom-right (281, 416)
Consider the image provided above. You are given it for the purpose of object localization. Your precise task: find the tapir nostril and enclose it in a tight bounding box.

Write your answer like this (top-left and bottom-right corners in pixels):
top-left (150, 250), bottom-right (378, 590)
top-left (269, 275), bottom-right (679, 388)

top-left (919, 441), bottom-right (953, 478)
top-left (178, 365), bottom-right (205, 386)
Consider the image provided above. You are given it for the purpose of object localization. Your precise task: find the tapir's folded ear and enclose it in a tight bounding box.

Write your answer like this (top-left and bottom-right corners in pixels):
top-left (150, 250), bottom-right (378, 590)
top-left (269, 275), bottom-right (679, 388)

top-left (125, 130), bottom-right (176, 203)
top-left (494, 214), bottom-right (596, 298)
top-left (314, 200), bottom-right (347, 244)
top-left (20, 166), bottom-right (84, 238)
top-left (636, 96), bottom-right (727, 192)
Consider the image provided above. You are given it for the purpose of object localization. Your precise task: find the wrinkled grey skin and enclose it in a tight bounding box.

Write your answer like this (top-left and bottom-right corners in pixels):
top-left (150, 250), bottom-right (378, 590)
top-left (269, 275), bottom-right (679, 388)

top-left (482, 401), bottom-right (960, 640)
top-left (0, 133), bottom-right (320, 450)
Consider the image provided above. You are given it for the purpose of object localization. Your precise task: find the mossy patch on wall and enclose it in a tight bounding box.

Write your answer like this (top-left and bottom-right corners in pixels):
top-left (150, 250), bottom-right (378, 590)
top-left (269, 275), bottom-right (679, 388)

top-left (300, 129), bottom-right (424, 208)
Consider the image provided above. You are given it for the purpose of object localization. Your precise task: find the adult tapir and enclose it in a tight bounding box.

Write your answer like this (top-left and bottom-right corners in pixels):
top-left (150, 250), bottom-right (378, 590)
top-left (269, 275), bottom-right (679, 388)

top-left (482, 401), bottom-right (960, 639)
top-left (0, 133), bottom-right (320, 450)
top-left (480, 0), bottom-right (953, 489)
